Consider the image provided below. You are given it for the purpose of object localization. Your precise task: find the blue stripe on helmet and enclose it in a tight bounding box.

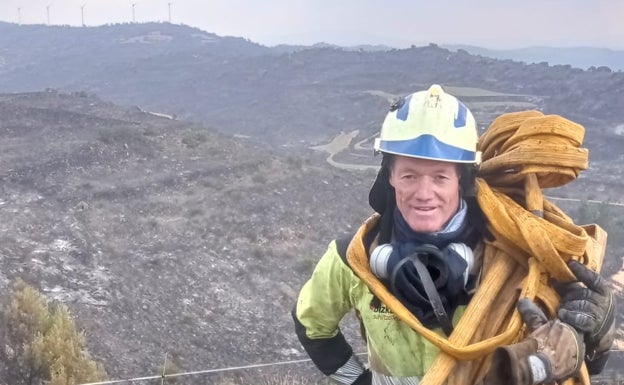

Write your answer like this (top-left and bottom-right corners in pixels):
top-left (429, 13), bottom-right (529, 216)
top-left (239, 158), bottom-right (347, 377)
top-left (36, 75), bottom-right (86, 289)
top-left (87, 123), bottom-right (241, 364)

top-left (454, 101), bottom-right (467, 128)
top-left (378, 134), bottom-right (476, 162)
top-left (396, 95), bottom-right (412, 121)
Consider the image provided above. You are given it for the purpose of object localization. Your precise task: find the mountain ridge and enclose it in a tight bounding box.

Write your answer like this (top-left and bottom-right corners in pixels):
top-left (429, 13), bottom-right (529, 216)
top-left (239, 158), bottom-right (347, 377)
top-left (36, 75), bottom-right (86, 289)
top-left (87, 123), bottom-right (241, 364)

top-left (1, 23), bottom-right (623, 153)
top-left (442, 44), bottom-right (624, 71)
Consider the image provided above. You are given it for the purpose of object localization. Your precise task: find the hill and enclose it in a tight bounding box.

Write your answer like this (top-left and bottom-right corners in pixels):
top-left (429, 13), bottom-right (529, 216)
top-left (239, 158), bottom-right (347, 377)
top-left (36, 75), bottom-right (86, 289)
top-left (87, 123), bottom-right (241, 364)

top-left (1, 22), bottom-right (624, 149)
top-left (442, 44), bottom-right (624, 72)
top-left (0, 90), bottom-right (376, 380)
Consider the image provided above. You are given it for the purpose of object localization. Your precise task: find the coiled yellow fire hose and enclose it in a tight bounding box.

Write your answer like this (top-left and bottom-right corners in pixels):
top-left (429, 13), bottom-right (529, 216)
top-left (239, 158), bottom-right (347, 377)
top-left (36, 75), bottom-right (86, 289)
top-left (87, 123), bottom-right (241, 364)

top-left (346, 110), bottom-right (607, 385)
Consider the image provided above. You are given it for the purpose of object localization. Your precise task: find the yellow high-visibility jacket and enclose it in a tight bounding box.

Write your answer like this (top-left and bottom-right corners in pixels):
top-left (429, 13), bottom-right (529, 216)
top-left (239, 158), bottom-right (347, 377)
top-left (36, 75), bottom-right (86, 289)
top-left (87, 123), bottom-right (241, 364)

top-left (293, 211), bottom-right (482, 384)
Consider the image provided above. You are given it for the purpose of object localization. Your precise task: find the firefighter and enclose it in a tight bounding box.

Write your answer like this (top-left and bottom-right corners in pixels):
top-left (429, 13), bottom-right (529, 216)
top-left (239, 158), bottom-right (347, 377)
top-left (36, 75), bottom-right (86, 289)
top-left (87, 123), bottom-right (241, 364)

top-left (292, 85), bottom-right (615, 385)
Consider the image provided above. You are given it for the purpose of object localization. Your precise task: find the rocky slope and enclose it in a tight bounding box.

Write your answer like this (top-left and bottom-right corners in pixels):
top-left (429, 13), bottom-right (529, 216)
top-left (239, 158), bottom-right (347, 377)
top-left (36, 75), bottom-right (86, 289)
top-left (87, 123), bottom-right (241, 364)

top-left (0, 91), bottom-right (374, 380)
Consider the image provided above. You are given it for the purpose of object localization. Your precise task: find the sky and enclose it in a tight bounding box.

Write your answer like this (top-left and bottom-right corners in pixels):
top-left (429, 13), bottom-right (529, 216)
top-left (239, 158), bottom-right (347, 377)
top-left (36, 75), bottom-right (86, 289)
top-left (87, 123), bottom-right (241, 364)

top-left (0, 0), bottom-right (623, 50)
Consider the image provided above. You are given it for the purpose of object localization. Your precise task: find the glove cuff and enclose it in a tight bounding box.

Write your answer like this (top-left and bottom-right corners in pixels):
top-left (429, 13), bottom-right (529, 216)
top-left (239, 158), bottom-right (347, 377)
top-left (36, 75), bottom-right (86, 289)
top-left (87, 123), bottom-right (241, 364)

top-left (485, 339), bottom-right (538, 385)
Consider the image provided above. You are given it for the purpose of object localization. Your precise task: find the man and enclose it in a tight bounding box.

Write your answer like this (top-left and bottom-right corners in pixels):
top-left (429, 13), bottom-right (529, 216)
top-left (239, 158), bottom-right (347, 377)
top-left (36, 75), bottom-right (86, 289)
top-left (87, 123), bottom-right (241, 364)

top-left (292, 85), bottom-right (615, 385)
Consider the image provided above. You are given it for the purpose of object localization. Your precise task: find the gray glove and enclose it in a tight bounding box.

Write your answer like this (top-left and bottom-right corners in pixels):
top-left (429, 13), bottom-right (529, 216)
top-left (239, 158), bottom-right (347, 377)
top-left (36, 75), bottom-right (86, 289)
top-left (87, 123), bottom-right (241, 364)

top-left (484, 298), bottom-right (584, 385)
top-left (556, 260), bottom-right (616, 374)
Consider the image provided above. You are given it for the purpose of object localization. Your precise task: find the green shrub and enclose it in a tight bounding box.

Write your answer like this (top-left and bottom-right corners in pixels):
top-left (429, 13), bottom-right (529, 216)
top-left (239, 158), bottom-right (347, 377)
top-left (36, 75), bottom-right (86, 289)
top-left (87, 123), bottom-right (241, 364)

top-left (0, 279), bottom-right (107, 385)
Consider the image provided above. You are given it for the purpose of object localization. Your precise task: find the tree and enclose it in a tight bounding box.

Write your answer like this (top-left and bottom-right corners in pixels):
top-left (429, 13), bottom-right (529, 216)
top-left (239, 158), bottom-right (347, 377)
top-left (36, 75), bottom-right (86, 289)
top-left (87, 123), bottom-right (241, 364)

top-left (0, 279), bottom-right (106, 385)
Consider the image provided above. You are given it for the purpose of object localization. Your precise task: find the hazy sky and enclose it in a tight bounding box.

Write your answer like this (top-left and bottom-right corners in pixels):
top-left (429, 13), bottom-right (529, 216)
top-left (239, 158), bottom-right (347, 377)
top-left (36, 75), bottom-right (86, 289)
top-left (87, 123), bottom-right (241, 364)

top-left (1, 0), bottom-right (623, 49)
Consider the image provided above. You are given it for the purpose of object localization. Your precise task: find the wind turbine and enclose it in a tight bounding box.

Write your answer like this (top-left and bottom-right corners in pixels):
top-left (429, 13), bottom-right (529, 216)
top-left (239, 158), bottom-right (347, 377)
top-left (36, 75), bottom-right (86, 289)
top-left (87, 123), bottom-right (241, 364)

top-left (17, 6), bottom-right (22, 25)
top-left (167, 2), bottom-right (173, 23)
top-left (80, 4), bottom-right (86, 26)
top-left (132, 3), bottom-right (137, 23)
top-left (46, 4), bottom-right (52, 25)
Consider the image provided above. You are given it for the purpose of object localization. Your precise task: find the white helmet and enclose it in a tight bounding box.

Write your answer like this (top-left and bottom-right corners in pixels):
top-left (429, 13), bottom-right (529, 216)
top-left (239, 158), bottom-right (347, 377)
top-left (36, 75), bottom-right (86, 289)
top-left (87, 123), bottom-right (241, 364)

top-left (374, 84), bottom-right (480, 164)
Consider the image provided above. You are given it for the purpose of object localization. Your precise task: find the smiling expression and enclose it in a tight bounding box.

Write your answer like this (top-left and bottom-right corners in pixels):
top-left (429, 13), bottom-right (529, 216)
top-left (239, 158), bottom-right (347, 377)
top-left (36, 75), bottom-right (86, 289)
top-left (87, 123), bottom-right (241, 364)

top-left (389, 155), bottom-right (461, 233)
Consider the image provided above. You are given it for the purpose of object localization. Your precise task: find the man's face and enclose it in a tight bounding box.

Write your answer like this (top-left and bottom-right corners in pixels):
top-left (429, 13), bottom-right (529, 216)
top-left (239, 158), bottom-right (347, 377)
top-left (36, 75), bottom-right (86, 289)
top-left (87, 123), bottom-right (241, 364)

top-left (389, 155), bottom-right (461, 233)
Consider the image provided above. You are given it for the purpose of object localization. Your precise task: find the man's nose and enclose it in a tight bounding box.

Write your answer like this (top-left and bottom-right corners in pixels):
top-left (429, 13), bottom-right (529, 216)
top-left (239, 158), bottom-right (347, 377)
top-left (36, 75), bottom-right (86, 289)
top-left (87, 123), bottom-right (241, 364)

top-left (412, 178), bottom-right (434, 199)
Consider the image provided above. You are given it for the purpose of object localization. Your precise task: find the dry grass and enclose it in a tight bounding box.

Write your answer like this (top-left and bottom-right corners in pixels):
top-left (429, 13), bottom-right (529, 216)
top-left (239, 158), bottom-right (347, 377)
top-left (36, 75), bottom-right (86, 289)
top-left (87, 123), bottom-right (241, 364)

top-left (216, 372), bottom-right (329, 385)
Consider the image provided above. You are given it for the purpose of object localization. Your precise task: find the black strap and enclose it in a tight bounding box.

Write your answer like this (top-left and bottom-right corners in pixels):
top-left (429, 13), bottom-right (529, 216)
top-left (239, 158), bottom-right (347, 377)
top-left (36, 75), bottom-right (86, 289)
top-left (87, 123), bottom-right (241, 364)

top-left (394, 254), bottom-right (454, 336)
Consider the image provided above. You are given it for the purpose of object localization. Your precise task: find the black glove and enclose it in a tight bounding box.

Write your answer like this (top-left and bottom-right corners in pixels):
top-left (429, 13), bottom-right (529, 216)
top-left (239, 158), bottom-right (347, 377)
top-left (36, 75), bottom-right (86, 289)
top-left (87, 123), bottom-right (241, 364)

top-left (484, 298), bottom-right (584, 385)
top-left (557, 260), bottom-right (616, 374)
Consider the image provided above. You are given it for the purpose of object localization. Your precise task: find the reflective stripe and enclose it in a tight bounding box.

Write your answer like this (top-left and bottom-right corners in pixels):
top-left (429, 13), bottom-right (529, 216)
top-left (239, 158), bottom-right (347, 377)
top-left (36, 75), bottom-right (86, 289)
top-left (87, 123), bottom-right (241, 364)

top-left (329, 355), bottom-right (365, 385)
top-left (372, 371), bottom-right (420, 385)
top-left (377, 135), bottom-right (476, 163)
top-left (454, 102), bottom-right (468, 128)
